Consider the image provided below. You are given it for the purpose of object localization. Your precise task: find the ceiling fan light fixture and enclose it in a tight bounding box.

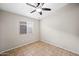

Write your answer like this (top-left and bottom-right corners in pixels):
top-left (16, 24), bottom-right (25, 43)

top-left (36, 8), bottom-right (42, 12)
top-left (26, 3), bottom-right (51, 15)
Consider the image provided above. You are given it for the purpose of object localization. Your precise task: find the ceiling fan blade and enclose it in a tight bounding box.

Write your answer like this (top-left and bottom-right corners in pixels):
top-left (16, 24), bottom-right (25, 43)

top-left (26, 3), bottom-right (36, 8)
top-left (39, 12), bottom-right (42, 15)
top-left (30, 10), bottom-right (36, 13)
top-left (42, 8), bottom-right (51, 11)
top-left (36, 3), bottom-right (40, 7)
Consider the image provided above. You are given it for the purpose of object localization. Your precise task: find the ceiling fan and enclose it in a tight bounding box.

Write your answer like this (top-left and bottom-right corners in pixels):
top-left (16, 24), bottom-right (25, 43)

top-left (26, 3), bottom-right (51, 15)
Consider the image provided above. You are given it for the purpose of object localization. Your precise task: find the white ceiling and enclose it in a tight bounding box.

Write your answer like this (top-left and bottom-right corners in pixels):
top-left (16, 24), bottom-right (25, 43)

top-left (0, 3), bottom-right (67, 20)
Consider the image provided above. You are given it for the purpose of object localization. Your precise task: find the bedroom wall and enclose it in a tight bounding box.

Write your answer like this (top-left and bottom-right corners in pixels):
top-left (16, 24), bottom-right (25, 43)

top-left (0, 10), bottom-right (40, 52)
top-left (40, 4), bottom-right (79, 54)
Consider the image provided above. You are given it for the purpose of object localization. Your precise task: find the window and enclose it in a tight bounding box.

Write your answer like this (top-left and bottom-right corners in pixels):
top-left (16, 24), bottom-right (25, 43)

top-left (27, 22), bottom-right (33, 33)
top-left (20, 21), bottom-right (27, 34)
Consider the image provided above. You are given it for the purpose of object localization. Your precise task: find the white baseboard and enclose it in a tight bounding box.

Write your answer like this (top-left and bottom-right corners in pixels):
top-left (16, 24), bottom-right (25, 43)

top-left (41, 39), bottom-right (79, 55)
top-left (0, 40), bottom-right (39, 54)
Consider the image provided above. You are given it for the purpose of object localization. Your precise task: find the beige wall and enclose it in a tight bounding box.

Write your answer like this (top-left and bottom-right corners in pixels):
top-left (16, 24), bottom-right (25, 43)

top-left (40, 4), bottom-right (79, 54)
top-left (0, 10), bottom-right (40, 52)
